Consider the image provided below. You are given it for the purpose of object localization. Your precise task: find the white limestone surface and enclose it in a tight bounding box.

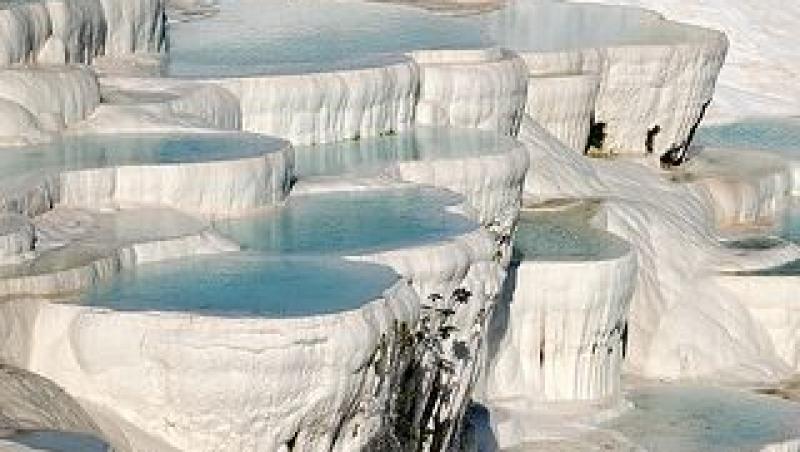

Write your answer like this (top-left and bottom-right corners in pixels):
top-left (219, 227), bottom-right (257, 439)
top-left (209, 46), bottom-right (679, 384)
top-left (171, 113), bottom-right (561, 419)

top-left (715, 275), bottom-right (800, 371)
top-left (0, 0), bottom-right (165, 67)
top-left (683, 148), bottom-right (792, 228)
top-left (387, 137), bottom-right (529, 225)
top-left (59, 145), bottom-right (293, 214)
top-left (488, 251), bottom-right (636, 402)
top-left (494, 2), bottom-right (727, 156)
top-left (0, 365), bottom-right (103, 436)
top-left (0, 1), bottom-right (51, 66)
top-left (595, 40), bottom-right (726, 157)
top-left (525, 73), bottom-right (599, 152)
top-left (59, 76), bottom-right (243, 135)
top-left (212, 58), bottom-right (418, 145)
top-left (40, 0), bottom-right (105, 65)
top-left (355, 225), bottom-right (512, 449)
top-left (763, 439), bottom-right (800, 452)
top-left (578, 0), bottom-right (800, 121)
top-left (0, 282), bottom-right (420, 452)
top-left (412, 49), bottom-right (528, 136)
top-left (0, 207), bottom-right (238, 298)
top-left (0, 100), bottom-right (50, 146)
top-left (90, 77), bottom-right (242, 133)
top-left (98, 0), bottom-right (165, 56)
top-left (487, 205), bottom-right (636, 403)
top-left (0, 66), bottom-right (99, 132)
top-left (0, 215), bottom-right (34, 265)
top-left (518, 116), bottom-right (787, 382)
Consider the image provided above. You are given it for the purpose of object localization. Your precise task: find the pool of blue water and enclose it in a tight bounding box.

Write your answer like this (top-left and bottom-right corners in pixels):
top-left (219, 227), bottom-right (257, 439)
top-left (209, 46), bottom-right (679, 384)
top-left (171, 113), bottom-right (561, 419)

top-left (0, 133), bottom-right (284, 181)
top-left (84, 254), bottom-right (398, 317)
top-left (734, 200), bottom-right (800, 275)
top-left (294, 126), bottom-right (518, 179)
top-left (695, 118), bottom-right (800, 155)
top-left (513, 202), bottom-right (628, 261)
top-left (484, 0), bottom-right (698, 52)
top-left (166, 0), bottom-right (488, 77)
top-left (4, 431), bottom-right (109, 452)
top-left (167, 0), bottom-right (697, 77)
top-left (214, 187), bottom-right (476, 255)
top-left (605, 384), bottom-right (800, 452)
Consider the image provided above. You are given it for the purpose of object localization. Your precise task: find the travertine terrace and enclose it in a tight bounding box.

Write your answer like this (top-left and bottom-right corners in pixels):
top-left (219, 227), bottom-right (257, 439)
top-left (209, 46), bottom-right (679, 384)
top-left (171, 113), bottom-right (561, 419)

top-left (0, 0), bottom-right (797, 451)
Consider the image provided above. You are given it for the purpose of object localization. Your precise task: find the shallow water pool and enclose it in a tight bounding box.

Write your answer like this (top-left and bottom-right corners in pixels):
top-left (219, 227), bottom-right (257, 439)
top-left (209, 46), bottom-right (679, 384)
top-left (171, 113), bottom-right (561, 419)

top-left (695, 118), bottom-right (800, 156)
top-left (83, 254), bottom-right (398, 317)
top-left (2, 431), bottom-right (109, 452)
top-left (166, 0), bottom-right (488, 77)
top-left (0, 132), bottom-right (284, 184)
top-left (483, 0), bottom-right (700, 53)
top-left (605, 384), bottom-right (800, 452)
top-left (293, 126), bottom-right (518, 179)
top-left (214, 187), bottom-right (476, 255)
top-left (167, 0), bottom-right (703, 78)
top-left (513, 202), bottom-right (628, 261)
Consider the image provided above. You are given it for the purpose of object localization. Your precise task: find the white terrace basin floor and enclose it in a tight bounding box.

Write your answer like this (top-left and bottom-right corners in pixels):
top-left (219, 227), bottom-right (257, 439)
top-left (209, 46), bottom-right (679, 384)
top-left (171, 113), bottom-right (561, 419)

top-left (293, 126), bottom-right (519, 179)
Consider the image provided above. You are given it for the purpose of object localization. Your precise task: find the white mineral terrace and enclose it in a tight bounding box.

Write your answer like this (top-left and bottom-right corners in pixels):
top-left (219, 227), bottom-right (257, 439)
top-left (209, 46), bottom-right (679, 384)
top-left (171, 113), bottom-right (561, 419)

top-left (0, 0), bottom-right (797, 451)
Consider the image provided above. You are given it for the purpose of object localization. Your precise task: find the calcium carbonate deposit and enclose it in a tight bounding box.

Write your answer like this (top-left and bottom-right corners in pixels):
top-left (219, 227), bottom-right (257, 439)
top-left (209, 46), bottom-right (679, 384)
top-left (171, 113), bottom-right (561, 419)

top-left (0, 0), bottom-right (797, 450)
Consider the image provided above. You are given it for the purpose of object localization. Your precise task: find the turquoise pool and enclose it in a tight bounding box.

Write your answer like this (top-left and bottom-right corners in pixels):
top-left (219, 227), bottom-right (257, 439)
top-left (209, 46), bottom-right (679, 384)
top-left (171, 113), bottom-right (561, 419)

top-left (513, 202), bottom-right (628, 261)
top-left (166, 0), bottom-right (488, 77)
top-left (0, 132), bottom-right (284, 182)
top-left (2, 431), bottom-right (109, 452)
top-left (294, 126), bottom-right (518, 179)
top-left (214, 187), bottom-right (476, 255)
top-left (166, 0), bottom-right (701, 77)
top-left (83, 254), bottom-right (398, 317)
top-left (605, 384), bottom-right (800, 452)
top-left (483, 0), bottom-right (700, 53)
top-left (695, 118), bottom-right (800, 155)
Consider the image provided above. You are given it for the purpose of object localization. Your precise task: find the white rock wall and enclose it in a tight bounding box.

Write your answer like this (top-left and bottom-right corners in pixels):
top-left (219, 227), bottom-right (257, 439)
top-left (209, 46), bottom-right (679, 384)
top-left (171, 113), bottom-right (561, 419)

top-left (0, 1), bottom-right (51, 66)
top-left (99, 0), bottom-right (165, 56)
top-left (0, 99), bottom-right (51, 146)
top-left (214, 59), bottom-right (418, 145)
top-left (41, 0), bottom-right (105, 64)
top-left (0, 282), bottom-right (420, 452)
top-left (594, 40), bottom-right (727, 157)
top-left (503, 4), bottom-right (727, 158)
top-left (388, 144), bottom-right (529, 226)
top-left (690, 150), bottom-right (792, 228)
top-left (412, 49), bottom-right (528, 137)
top-left (0, 67), bottom-right (99, 132)
top-left (0, 214), bottom-right (35, 265)
top-left (517, 116), bottom-right (786, 382)
top-left (357, 226), bottom-right (512, 450)
top-left (0, 0), bottom-right (165, 67)
top-left (525, 74), bottom-right (599, 152)
top-left (578, 0), bottom-right (800, 121)
top-left (59, 148), bottom-right (294, 215)
top-left (715, 275), bottom-right (800, 371)
top-left (487, 236), bottom-right (636, 402)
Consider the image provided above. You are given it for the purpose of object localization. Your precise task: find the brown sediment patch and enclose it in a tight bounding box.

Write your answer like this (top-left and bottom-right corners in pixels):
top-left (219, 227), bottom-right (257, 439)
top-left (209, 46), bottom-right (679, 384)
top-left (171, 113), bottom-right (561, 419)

top-left (368, 0), bottom-right (504, 15)
top-left (753, 377), bottom-right (800, 402)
